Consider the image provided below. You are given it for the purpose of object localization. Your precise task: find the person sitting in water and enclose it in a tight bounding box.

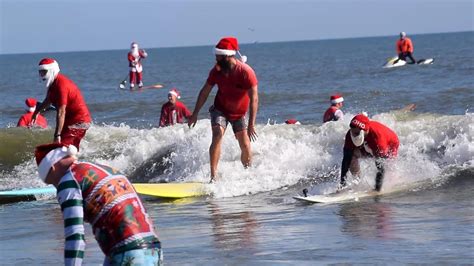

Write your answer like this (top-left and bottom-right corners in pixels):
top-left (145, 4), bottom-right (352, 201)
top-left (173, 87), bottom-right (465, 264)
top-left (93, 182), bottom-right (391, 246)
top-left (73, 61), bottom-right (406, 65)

top-left (396, 32), bottom-right (416, 64)
top-left (323, 94), bottom-right (344, 123)
top-left (340, 114), bottom-right (399, 192)
top-left (17, 98), bottom-right (48, 128)
top-left (34, 143), bottom-right (162, 265)
top-left (159, 88), bottom-right (192, 127)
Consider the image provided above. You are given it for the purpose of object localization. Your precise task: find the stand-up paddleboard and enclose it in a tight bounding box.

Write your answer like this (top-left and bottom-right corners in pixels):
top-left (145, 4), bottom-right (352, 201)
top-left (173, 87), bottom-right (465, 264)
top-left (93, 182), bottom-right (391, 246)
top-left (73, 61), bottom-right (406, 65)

top-left (120, 84), bottom-right (164, 92)
top-left (383, 56), bottom-right (435, 68)
top-left (383, 56), bottom-right (406, 68)
top-left (133, 182), bottom-right (208, 198)
top-left (293, 189), bottom-right (380, 204)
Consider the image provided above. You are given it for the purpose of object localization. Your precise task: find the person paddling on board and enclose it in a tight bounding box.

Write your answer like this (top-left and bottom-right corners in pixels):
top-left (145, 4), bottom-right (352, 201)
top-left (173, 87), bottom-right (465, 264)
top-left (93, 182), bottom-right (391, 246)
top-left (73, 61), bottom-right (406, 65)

top-left (33, 58), bottom-right (91, 150)
top-left (285, 119), bottom-right (301, 125)
top-left (188, 37), bottom-right (259, 183)
top-left (340, 114), bottom-right (399, 192)
top-left (128, 42), bottom-right (148, 90)
top-left (323, 94), bottom-right (344, 123)
top-left (395, 32), bottom-right (416, 64)
top-left (34, 143), bottom-right (162, 265)
top-left (17, 98), bottom-right (48, 128)
top-left (159, 88), bottom-right (192, 127)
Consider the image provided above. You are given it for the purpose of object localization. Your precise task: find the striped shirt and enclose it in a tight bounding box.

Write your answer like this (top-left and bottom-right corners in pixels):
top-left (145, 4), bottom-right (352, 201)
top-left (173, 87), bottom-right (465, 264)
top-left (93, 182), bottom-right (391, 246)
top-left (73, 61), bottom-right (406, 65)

top-left (56, 162), bottom-right (159, 266)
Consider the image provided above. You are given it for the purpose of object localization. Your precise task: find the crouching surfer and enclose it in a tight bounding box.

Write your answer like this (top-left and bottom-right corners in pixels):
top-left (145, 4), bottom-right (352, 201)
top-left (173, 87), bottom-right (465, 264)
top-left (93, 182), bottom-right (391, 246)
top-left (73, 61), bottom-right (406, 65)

top-left (340, 114), bottom-right (399, 192)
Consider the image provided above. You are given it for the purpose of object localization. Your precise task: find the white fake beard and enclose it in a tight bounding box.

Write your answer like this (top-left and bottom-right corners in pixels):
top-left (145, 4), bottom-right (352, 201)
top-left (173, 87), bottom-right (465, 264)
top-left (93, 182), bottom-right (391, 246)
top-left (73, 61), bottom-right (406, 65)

top-left (41, 69), bottom-right (58, 88)
top-left (350, 131), bottom-right (365, 147)
top-left (131, 47), bottom-right (139, 58)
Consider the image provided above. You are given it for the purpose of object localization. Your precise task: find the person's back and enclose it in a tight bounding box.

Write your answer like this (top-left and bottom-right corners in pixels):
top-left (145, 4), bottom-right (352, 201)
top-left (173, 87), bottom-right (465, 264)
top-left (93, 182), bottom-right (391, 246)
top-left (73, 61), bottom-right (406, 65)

top-left (58, 161), bottom-right (160, 263)
top-left (365, 121), bottom-right (399, 158)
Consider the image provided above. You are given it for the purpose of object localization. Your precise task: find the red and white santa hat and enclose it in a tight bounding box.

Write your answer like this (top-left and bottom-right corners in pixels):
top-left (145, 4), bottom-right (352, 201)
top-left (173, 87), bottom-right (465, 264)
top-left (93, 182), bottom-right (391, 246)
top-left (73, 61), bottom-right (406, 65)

top-left (38, 58), bottom-right (60, 72)
top-left (25, 98), bottom-right (37, 112)
top-left (330, 94), bottom-right (344, 104)
top-left (214, 37), bottom-right (247, 63)
top-left (350, 113), bottom-right (370, 131)
top-left (168, 88), bottom-right (181, 99)
top-left (35, 143), bottom-right (78, 182)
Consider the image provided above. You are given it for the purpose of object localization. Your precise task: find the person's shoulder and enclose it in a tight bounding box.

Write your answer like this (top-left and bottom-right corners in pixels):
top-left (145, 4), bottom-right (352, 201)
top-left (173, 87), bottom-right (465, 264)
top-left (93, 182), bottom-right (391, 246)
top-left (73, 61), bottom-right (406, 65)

top-left (237, 60), bottom-right (255, 72)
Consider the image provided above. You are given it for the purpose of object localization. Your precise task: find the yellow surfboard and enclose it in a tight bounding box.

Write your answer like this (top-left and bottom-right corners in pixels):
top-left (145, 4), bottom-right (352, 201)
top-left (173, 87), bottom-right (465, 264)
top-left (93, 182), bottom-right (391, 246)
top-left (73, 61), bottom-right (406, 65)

top-left (132, 182), bottom-right (207, 198)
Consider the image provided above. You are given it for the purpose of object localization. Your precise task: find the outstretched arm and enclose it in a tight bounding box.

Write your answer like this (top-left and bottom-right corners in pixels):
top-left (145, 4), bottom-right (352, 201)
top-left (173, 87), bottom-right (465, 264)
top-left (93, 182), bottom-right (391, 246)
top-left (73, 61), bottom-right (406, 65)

top-left (374, 159), bottom-right (385, 191)
top-left (54, 105), bottom-right (66, 143)
top-left (340, 148), bottom-right (353, 186)
top-left (188, 82), bottom-right (213, 128)
top-left (247, 84), bottom-right (259, 142)
top-left (32, 97), bottom-right (51, 123)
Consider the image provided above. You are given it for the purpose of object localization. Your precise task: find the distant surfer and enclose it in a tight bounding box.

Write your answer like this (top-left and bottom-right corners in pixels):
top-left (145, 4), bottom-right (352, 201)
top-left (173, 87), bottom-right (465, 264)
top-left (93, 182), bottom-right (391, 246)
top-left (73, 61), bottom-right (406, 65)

top-left (128, 42), bottom-right (148, 90)
top-left (340, 114), bottom-right (399, 191)
top-left (395, 32), bottom-right (416, 64)
top-left (323, 94), bottom-right (344, 123)
top-left (160, 88), bottom-right (192, 127)
top-left (17, 98), bottom-right (48, 128)
top-left (188, 37), bottom-right (259, 182)
top-left (34, 143), bottom-right (162, 265)
top-left (33, 58), bottom-right (91, 150)
top-left (285, 119), bottom-right (301, 125)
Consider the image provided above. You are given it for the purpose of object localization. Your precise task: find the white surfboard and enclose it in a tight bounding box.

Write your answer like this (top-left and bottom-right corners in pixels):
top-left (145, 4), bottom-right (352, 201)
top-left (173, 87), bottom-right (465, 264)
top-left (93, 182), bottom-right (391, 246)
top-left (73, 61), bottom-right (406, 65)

top-left (293, 190), bottom-right (380, 204)
top-left (417, 58), bottom-right (435, 65)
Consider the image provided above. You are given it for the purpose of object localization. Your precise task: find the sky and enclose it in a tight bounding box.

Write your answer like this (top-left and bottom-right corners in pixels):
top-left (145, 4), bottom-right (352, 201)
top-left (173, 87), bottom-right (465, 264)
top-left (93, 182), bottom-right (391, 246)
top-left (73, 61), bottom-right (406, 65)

top-left (0, 0), bottom-right (473, 54)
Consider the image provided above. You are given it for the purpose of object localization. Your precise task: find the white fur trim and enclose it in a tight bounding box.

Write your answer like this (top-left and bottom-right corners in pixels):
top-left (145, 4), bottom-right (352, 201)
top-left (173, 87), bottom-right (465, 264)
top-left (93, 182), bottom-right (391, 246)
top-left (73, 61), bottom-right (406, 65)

top-left (331, 97), bottom-right (344, 104)
top-left (38, 146), bottom-right (77, 181)
top-left (214, 47), bottom-right (236, 56)
top-left (38, 61), bottom-right (59, 71)
top-left (168, 90), bottom-right (180, 99)
top-left (28, 107), bottom-right (36, 113)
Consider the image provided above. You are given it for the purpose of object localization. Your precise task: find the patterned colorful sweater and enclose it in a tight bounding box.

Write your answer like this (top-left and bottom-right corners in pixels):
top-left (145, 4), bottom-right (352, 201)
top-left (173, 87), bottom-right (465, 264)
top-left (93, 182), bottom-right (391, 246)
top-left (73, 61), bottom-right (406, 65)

top-left (56, 162), bottom-right (159, 265)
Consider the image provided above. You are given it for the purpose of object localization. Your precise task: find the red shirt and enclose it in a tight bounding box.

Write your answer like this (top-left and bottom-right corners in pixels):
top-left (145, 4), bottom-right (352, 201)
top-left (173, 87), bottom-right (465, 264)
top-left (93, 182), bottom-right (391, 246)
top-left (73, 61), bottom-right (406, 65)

top-left (47, 73), bottom-right (91, 127)
top-left (206, 60), bottom-right (258, 120)
top-left (17, 112), bottom-right (48, 128)
top-left (344, 121), bottom-right (399, 158)
top-left (323, 106), bottom-right (343, 123)
top-left (396, 37), bottom-right (414, 53)
top-left (159, 101), bottom-right (191, 127)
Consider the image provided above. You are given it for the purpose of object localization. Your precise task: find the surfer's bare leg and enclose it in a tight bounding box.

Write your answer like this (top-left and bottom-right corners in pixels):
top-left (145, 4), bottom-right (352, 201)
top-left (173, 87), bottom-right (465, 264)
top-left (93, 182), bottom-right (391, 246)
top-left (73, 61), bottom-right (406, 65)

top-left (210, 125), bottom-right (225, 181)
top-left (235, 130), bottom-right (252, 168)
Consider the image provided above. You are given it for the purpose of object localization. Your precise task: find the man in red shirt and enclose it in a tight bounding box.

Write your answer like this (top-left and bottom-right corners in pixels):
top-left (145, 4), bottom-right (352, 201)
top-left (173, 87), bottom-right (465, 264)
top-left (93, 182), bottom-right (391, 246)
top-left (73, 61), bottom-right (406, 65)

top-left (159, 88), bottom-right (191, 127)
top-left (33, 58), bottom-right (92, 150)
top-left (323, 94), bottom-right (344, 123)
top-left (340, 114), bottom-right (399, 191)
top-left (396, 32), bottom-right (416, 64)
top-left (188, 37), bottom-right (259, 182)
top-left (17, 98), bottom-right (48, 128)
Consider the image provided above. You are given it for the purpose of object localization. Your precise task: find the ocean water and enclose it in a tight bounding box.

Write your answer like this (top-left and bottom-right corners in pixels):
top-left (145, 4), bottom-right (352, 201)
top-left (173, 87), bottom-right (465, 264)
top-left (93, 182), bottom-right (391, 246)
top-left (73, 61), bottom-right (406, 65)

top-left (0, 31), bottom-right (473, 264)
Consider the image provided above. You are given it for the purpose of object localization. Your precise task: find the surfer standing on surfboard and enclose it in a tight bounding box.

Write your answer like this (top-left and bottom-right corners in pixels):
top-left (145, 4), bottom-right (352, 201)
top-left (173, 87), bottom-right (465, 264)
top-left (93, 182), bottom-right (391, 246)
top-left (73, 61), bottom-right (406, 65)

top-left (159, 88), bottom-right (192, 127)
top-left (34, 143), bottom-right (162, 265)
top-left (340, 114), bottom-right (399, 191)
top-left (396, 32), bottom-right (416, 64)
top-left (128, 42), bottom-right (148, 90)
top-left (33, 58), bottom-right (91, 150)
top-left (188, 37), bottom-right (259, 182)
top-left (323, 94), bottom-right (344, 123)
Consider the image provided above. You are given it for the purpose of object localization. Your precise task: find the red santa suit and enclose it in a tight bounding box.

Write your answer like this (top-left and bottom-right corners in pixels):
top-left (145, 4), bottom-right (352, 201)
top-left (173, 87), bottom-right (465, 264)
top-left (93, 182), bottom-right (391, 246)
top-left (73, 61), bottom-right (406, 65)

top-left (160, 89), bottom-right (191, 127)
top-left (340, 114), bottom-right (399, 191)
top-left (128, 42), bottom-right (148, 89)
top-left (323, 95), bottom-right (344, 123)
top-left (17, 98), bottom-right (48, 128)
